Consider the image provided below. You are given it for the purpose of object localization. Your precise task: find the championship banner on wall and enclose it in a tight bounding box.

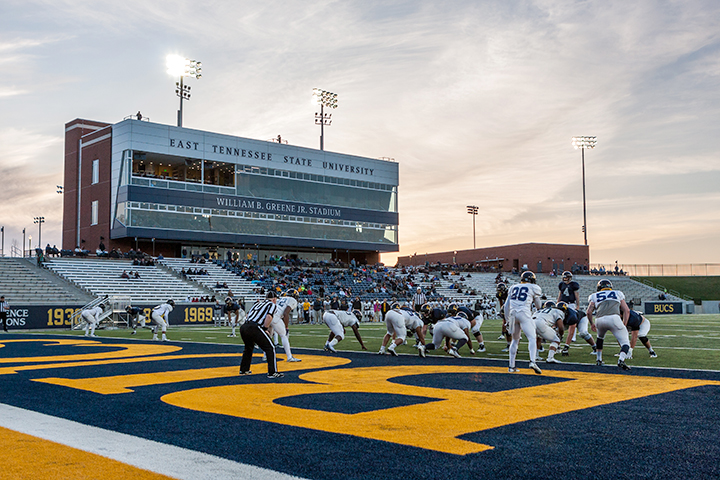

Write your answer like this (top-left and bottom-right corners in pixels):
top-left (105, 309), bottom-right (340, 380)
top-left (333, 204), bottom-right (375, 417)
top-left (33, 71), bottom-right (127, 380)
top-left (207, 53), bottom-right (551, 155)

top-left (644, 302), bottom-right (684, 315)
top-left (4, 304), bottom-right (216, 330)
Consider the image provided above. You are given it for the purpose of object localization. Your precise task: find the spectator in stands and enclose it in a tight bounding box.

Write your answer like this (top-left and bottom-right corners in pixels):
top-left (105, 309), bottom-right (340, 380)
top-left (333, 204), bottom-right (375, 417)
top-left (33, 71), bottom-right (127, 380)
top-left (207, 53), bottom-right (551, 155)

top-left (45, 244), bottom-right (53, 258)
top-left (133, 271), bottom-right (141, 279)
top-left (302, 298), bottom-right (311, 323)
top-left (120, 270), bottom-right (130, 279)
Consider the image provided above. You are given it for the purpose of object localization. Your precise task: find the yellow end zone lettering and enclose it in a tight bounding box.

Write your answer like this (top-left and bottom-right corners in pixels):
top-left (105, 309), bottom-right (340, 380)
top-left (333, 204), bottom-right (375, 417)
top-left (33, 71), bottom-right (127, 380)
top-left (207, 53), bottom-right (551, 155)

top-left (162, 365), bottom-right (720, 456)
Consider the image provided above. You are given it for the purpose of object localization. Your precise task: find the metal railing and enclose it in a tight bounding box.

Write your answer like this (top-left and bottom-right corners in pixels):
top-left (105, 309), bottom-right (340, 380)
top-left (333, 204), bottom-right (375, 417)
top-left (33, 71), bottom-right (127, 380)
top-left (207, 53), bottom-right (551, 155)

top-left (591, 263), bottom-right (720, 277)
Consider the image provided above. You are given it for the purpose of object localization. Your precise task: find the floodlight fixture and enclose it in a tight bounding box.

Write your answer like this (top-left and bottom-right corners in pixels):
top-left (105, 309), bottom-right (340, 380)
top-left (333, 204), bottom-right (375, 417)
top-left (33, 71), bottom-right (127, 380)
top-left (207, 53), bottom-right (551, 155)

top-left (167, 55), bottom-right (202, 127)
top-left (313, 88), bottom-right (338, 151)
top-left (467, 205), bottom-right (478, 249)
top-left (571, 136), bottom-right (597, 246)
top-left (33, 216), bottom-right (45, 249)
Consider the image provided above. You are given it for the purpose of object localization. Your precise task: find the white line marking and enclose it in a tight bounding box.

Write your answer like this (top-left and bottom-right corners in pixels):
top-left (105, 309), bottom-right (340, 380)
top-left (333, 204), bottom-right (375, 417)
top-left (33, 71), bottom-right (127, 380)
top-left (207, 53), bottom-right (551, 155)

top-left (0, 403), bottom-right (308, 480)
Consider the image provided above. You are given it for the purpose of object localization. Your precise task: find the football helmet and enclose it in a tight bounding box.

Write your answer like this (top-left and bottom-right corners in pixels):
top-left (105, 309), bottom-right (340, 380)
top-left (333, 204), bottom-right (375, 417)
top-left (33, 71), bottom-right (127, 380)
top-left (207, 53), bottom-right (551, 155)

top-left (447, 303), bottom-right (459, 316)
top-left (496, 283), bottom-right (507, 294)
top-left (562, 271), bottom-right (573, 281)
top-left (457, 311), bottom-right (468, 320)
top-left (351, 309), bottom-right (362, 321)
top-left (556, 301), bottom-right (569, 316)
top-left (543, 300), bottom-right (556, 309)
top-left (597, 279), bottom-right (613, 291)
top-left (167, 299), bottom-right (175, 307)
top-left (283, 289), bottom-right (299, 299)
top-left (520, 271), bottom-right (536, 284)
top-left (420, 303), bottom-right (432, 317)
top-left (390, 302), bottom-right (401, 310)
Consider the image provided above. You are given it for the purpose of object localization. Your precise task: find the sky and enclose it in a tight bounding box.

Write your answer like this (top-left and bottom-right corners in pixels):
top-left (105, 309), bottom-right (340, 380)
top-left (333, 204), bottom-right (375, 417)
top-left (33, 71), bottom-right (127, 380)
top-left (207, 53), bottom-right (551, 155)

top-left (1, 0), bottom-right (719, 268)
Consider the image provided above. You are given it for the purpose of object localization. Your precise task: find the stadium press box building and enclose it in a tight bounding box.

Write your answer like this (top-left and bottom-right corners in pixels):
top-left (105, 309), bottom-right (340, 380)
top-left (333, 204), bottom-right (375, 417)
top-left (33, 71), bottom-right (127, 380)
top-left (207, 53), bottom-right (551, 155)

top-left (63, 118), bottom-right (399, 264)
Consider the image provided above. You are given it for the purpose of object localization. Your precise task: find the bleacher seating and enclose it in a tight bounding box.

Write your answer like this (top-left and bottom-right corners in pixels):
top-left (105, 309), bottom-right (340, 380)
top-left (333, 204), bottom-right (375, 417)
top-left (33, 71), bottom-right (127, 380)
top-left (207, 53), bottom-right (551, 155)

top-left (44, 258), bottom-right (208, 303)
top-left (0, 258), bottom-right (92, 304)
top-left (159, 258), bottom-right (263, 303)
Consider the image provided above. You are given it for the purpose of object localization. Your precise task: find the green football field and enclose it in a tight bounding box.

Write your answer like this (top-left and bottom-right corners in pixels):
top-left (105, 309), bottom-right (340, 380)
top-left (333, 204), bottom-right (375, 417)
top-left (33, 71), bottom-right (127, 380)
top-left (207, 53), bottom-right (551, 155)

top-left (33, 313), bottom-right (720, 371)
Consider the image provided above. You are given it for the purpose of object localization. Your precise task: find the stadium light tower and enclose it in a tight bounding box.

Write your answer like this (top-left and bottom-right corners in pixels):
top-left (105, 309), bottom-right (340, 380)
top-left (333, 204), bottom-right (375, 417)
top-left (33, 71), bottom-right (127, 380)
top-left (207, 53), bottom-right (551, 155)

top-left (467, 205), bottom-right (478, 249)
top-left (33, 216), bottom-right (45, 249)
top-left (313, 88), bottom-right (338, 151)
top-left (166, 55), bottom-right (202, 127)
top-left (571, 136), bottom-right (597, 246)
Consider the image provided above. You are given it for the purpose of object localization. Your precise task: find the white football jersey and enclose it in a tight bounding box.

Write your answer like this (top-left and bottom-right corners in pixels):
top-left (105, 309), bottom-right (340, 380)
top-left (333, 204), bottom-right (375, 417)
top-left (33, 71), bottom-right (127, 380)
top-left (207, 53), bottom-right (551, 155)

top-left (274, 296), bottom-right (298, 321)
top-left (399, 309), bottom-right (423, 330)
top-left (532, 307), bottom-right (565, 328)
top-left (506, 283), bottom-right (543, 315)
top-left (588, 289), bottom-right (625, 317)
top-left (450, 315), bottom-right (472, 331)
top-left (331, 310), bottom-right (359, 327)
top-left (153, 303), bottom-right (173, 317)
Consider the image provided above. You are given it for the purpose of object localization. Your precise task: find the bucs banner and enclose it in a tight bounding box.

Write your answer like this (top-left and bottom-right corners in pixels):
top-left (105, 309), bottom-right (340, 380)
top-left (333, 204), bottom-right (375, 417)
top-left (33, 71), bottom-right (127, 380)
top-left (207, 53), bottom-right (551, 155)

top-left (4, 304), bottom-right (216, 330)
top-left (644, 302), bottom-right (684, 315)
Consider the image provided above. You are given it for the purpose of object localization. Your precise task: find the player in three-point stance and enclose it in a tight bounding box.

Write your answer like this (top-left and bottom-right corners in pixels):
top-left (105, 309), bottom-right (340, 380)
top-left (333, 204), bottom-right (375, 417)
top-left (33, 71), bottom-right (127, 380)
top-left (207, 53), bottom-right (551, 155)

top-left (457, 305), bottom-right (486, 353)
top-left (81, 302), bottom-right (107, 337)
top-left (323, 309), bottom-right (368, 352)
top-left (225, 297), bottom-right (245, 337)
top-left (504, 271), bottom-right (543, 374)
top-left (625, 308), bottom-right (657, 359)
top-left (560, 306), bottom-right (598, 357)
top-left (424, 311), bottom-right (469, 359)
top-left (586, 279), bottom-right (632, 371)
top-left (532, 301), bottom-right (567, 364)
top-left (267, 289), bottom-right (302, 362)
top-left (151, 299), bottom-right (174, 342)
top-left (125, 305), bottom-right (147, 335)
top-left (378, 306), bottom-right (427, 357)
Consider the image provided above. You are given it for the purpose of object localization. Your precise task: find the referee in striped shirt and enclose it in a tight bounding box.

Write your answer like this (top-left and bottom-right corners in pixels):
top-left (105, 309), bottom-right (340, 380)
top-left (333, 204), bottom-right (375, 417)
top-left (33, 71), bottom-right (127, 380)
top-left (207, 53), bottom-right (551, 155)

top-left (412, 287), bottom-right (427, 313)
top-left (239, 291), bottom-right (283, 378)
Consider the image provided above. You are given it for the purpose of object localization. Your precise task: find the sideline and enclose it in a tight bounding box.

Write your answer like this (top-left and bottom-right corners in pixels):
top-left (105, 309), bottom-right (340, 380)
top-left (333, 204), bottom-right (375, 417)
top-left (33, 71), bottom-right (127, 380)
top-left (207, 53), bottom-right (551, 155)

top-left (0, 403), bottom-right (308, 480)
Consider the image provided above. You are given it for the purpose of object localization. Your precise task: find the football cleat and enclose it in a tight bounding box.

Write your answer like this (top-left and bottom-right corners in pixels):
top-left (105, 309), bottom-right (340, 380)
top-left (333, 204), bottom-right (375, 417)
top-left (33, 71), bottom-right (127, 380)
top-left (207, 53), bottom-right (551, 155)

top-left (508, 367), bottom-right (520, 373)
top-left (529, 362), bottom-right (542, 374)
top-left (325, 343), bottom-right (337, 353)
top-left (267, 372), bottom-right (285, 379)
top-left (448, 348), bottom-right (461, 359)
top-left (546, 357), bottom-right (563, 364)
top-left (596, 359), bottom-right (604, 366)
top-left (418, 345), bottom-right (426, 358)
top-left (131, 330), bottom-right (137, 335)
top-left (501, 345), bottom-right (510, 352)
top-left (497, 334), bottom-right (505, 340)
top-left (287, 357), bottom-right (302, 362)
top-left (227, 334), bottom-right (237, 337)
top-left (649, 350), bottom-right (658, 358)
top-left (238, 370), bottom-right (252, 376)
top-left (561, 345), bottom-right (570, 356)
top-left (618, 360), bottom-right (631, 371)
top-left (477, 344), bottom-right (486, 353)
top-left (377, 348), bottom-right (385, 355)
top-left (388, 346), bottom-right (398, 357)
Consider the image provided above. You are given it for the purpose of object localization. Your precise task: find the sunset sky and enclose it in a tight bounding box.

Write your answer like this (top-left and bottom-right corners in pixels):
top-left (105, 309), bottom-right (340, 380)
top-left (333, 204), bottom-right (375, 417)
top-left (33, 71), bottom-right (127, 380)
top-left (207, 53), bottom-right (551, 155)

top-left (2, 0), bottom-right (719, 267)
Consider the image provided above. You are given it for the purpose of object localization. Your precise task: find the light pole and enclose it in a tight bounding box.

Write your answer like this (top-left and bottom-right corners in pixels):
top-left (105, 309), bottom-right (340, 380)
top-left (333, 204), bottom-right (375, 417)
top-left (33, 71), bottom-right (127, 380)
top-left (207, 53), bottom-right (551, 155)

top-left (22, 228), bottom-right (26, 257)
top-left (1, 226), bottom-right (4, 257)
top-left (467, 205), bottom-right (478, 249)
top-left (313, 88), bottom-right (338, 151)
top-left (33, 216), bottom-right (45, 249)
top-left (571, 136), bottom-right (597, 246)
top-left (166, 55), bottom-right (202, 127)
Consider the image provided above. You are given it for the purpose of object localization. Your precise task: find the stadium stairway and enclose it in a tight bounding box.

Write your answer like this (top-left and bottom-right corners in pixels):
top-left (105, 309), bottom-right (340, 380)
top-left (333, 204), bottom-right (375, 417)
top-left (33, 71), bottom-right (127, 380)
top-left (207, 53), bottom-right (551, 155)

top-left (0, 258), bottom-right (94, 304)
top-left (44, 258), bottom-right (208, 304)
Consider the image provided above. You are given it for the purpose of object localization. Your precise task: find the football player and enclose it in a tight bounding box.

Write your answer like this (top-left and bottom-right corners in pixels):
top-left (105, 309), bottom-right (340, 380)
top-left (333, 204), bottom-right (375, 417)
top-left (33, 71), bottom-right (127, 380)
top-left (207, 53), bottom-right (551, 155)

top-left (557, 271), bottom-right (580, 308)
top-left (496, 283), bottom-right (511, 352)
top-left (586, 279), bottom-right (631, 371)
top-left (225, 297), bottom-right (245, 337)
top-left (125, 305), bottom-right (147, 335)
top-left (424, 312), bottom-right (469, 359)
top-left (81, 302), bottom-right (106, 337)
top-left (560, 306), bottom-right (598, 356)
top-left (625, 308), bottom-right (657, 359)
top-left (267, 290), bottom-right (301, 362)
top-left (379, 307), bottom-right (427, 357)
top-left (151, 299), bottom-right (174, 342)
top-left (458, 305), bottom-right (486, 353)
top-left (504, 271), bottom-right (543, 374)
top-left (532, 301), bottom-right (566, 364)
top-left (323, 309), bottom-right (368, 352)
